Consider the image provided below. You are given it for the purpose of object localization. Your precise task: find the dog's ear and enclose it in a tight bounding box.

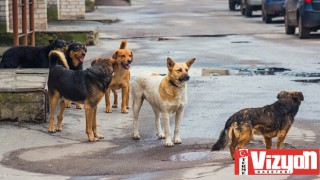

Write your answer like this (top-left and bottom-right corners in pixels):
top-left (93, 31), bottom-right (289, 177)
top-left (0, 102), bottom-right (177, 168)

top-left (185, 58), bottom-right (196, 68)
top-left (167, 57), bottom-right (175, 71)
top-left (91, 58), bottom-right (99, 66)
top-left (293, 92), bottom-right (304, 101)
top-left (130, 51), bottom-right (133, 61)
top-left (277, 91), bottom-right (287, 100)
top-left (120, 40), bottom-right (127, 49)
top-left (112, 51), bottom-right (118, 59)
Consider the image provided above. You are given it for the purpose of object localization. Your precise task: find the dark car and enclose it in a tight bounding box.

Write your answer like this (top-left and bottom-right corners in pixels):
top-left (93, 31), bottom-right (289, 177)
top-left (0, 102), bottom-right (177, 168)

top-left (284, 0), bottom-right (320, 39)
top-left (229, 0), bottom-right (241, 11)
top-left (262, 0), bottom-right (285, 23)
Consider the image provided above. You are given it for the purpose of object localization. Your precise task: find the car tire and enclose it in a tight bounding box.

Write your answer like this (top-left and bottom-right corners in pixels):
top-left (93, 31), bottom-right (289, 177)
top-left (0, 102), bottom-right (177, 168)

top-left (240, 2), bottom-right (245, 15)
top-left (262, 5), bottom-right (266, 21)
top-left (265, 14), bottom-right (272, 23)
top-left (229, 0), bottom-right (236, 11)
top-left (285, 14), bottom-right (295, 35)
top-left (245, 5), bottom-right (253, 17)
top-left (298, 16), bottom-right (310, 39)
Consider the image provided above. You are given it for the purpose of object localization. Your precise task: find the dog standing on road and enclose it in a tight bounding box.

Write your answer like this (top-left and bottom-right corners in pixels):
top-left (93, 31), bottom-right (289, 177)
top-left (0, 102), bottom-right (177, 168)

top-left (132, 57), bottom-right (196, 147)
top-left (105, 40), bottom-right (132, 113)
top-left (211, 91), bottom-right (304, 159)
top-left (64, 42), bottom-right (88, 109)
top-left (47, 50), bottom-right (115, 142)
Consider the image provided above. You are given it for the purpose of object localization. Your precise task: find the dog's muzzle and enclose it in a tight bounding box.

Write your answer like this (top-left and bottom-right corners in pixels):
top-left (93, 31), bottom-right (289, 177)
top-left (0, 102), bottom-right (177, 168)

top-left (122, 59), bottom-right (132, 70)
top-left (179, 74), bottom-right (190, 81)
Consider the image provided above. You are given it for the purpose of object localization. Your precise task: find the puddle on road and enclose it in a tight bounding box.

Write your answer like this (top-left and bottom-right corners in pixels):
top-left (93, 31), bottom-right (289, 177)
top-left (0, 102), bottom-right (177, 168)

top-left (202, 67), bottom-right (291, 76)
top-left (168, 151), bottom-right (230, 162)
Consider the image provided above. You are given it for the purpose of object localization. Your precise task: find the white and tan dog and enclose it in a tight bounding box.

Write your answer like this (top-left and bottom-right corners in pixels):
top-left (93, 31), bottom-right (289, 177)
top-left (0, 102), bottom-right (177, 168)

top-left (132, 57), bottom-right (196, 146)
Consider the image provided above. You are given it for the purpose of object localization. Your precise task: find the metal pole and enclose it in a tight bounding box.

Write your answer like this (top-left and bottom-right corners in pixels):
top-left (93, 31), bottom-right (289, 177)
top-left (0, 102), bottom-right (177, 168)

top-left (13, 0), bottom-right (19, 46)
top-left (22, 0), bottom-right (28, 45)
top-left (29, 0), bottom-right (35, 46)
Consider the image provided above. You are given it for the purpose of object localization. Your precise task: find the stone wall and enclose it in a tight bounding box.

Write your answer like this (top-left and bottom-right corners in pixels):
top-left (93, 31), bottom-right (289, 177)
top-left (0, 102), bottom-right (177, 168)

top-left (58, 0), bottom-right (85, 20)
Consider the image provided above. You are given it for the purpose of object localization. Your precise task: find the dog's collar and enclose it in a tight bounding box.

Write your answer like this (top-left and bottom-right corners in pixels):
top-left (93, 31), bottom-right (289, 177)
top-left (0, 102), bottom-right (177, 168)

top-left (169, 80), bottom-right (179, 88)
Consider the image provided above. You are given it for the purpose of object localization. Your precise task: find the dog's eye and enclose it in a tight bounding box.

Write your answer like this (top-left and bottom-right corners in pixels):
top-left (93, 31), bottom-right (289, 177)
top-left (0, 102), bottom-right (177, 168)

top-left (121, 55), bottom-right (126, 58)
top-left (177, 68), bottom-right (182, 72)
top-left (186, 69), bottom-right (189, 72)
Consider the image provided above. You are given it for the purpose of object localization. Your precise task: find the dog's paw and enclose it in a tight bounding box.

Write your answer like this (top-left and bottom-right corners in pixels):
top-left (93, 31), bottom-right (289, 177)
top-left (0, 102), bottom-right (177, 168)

top-left (65, 102), bottom-right (71, 108)
top-left (132, 133), bottom-right (141, 140)
top-left (94, 133), bottom-right (104, 139)
top-left (126, 106), bottom-right (129, 110)
top-left (75, 104), bottom-right (82, 109)
top-left (121, 109), bottom-right (128, 114)
top-left (48, 129), bottom-right (56, 133)
top-left (105, 109), bottom-right (112, 113)
top-left (112, 104), bottom-right (118, 108)
top-left (48, 126), bottom-right (56, 133)
top-left (165, 141), bottom-right (174, 147)
top-left (174, 137), bottom-right (182, 144)
top-left (55, 127), bottom-right (62, 132)
top-left (157, 133), bottom-right (165, 139)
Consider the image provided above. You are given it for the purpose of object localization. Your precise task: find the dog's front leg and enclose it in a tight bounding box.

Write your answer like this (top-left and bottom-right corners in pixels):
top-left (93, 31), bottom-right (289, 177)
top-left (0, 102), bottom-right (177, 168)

top-left (105, 88), bottom-right (112, 113)
top-left (92, 106), bottom-right (104, 139)
top-left (121, 86), bottom-right (129, 113)
top-left (163, 113), bottom-right (173, 147)
top-left (174, 106), bottom-right (184, 144)
top-left (48, 91), bottom-right (59, 133)
top-left (56, 99), bottom-right (66, 131)
top-left (154, 109), bottom-right (165, 139)
top-left (85, 106), bottom-right (96, 142)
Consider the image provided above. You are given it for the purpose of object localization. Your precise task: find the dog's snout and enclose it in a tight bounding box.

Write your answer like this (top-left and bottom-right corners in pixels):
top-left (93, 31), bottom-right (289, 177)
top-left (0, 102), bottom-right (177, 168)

top-left (128, 60), bottom-right (132, 64)
top-left (185, 74), bottom-right (190, 80)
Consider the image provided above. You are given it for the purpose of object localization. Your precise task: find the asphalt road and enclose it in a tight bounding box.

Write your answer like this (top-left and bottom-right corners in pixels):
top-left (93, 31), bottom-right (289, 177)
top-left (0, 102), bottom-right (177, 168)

top-left (0, 0), bottom-right (320, 179)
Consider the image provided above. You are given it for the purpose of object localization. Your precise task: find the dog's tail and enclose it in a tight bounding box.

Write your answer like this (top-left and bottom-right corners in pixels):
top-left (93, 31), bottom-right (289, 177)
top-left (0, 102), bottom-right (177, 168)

top-left (119, 40), bottom-right (127, 49)
top-left (49, 50), bottom-right (70, 70)
top-left (211, 117), bottom-right (233, 151)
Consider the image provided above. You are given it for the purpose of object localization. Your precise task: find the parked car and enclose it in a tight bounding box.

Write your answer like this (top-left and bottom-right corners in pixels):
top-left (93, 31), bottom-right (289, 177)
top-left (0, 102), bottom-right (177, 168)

top-left (240, 0), bottom-right (262, 17)
top-left (229, 0), bottom-right (241, 11)
top-left (284, 0), bottom-right (320, 39)
top-left (261, 0), bottom-right (285, 23)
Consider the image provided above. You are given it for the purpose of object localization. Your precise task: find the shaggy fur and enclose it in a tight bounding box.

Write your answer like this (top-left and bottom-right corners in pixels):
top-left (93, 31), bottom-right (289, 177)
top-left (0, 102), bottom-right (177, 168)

top-left (211, 91), bottom-right (304, 159)
top-left (47, 50), bottom-right (115, 142)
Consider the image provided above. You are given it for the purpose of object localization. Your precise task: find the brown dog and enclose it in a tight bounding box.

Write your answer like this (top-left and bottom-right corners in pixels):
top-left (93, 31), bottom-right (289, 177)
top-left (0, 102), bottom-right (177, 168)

top-left (47, 50), bottom-right (115, 142)
top-left (211, 91), bottom-right (304, 159)
top-left (105, 40), bottom-right (133, 113)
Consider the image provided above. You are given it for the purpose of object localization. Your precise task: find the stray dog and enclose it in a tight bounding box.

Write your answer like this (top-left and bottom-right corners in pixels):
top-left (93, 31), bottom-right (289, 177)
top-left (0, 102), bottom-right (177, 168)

top-left (0, 39), bottom-right (67, 68)
top-left (132, 57), bottom-right (196, 146)
top-left (211, 91), bottom-right (304, 159)
top-left (47, 50), bottom-right (115, 142)
top-left (105, 40), bottom-right (132, 113)
top-left (64, 42), bottom-right (88, 109)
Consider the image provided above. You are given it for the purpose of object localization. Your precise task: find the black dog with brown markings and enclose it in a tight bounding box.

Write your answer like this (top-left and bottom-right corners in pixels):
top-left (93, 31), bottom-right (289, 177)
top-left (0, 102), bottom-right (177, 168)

top-left (211, 91), bottom-right (304, 159)
top-left (47, 50), bottom-right (115, 142)
top-left (63, 42), bottom-right (87, 109)
top-left (0, 39), bottom-right (67, 68)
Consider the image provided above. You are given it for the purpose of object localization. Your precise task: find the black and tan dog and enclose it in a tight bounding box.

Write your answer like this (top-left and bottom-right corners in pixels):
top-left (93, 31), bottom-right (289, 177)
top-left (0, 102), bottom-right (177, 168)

top-left (63, 42), bottom-right (88, 109)
top-left (211, 91), bottom-right (304, 159)
top-left (105, 40), bottom-right (133, 113)
top-left (0, 39), bottom-right (67, 68)
top-left (47, 50), bottom-right (115, 142)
